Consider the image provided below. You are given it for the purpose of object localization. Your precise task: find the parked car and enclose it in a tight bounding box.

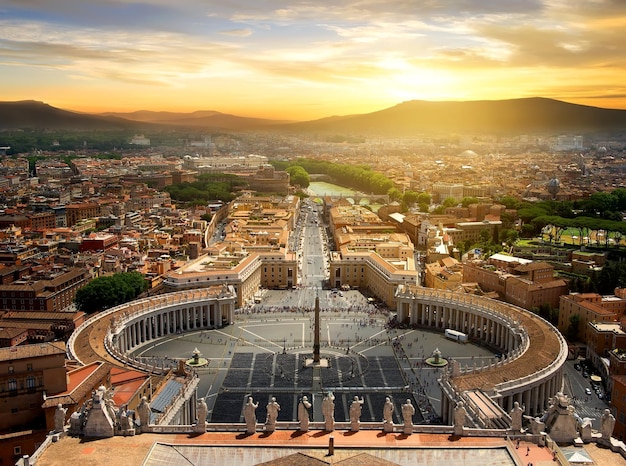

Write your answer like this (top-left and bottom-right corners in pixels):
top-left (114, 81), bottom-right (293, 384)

top-left (585, 388), bottom-right (592, 395)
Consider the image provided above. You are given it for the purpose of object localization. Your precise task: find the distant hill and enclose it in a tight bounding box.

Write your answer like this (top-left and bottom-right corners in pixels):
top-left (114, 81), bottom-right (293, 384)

top-left (101, 110), bottom-right (294, 130)
top-left (283, 98), bottom-right (626, 135)
top-left (0, 101), bottom-right (291, 132)
top-left (0, 100), bottom-right (147, 130)
top-left (2, 98), bottom-right (626, 135)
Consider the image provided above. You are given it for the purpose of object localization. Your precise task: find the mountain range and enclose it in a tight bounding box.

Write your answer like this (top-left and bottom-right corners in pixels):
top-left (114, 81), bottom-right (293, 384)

top-left (1, 98), bottom-right (626, 135)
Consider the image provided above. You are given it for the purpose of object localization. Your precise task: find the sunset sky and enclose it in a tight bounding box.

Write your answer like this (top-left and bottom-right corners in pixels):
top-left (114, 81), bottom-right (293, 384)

top-left (1, 0), bottom-right (626, 120)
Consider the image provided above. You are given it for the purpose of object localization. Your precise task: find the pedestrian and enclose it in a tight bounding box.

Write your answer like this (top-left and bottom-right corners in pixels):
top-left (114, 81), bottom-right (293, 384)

top-left (526, 446), bottom-right (530, 456)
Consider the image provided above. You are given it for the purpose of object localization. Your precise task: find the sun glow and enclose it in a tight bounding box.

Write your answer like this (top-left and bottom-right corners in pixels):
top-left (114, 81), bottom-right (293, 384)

top-left (1, 1), bottom-right (626, 118)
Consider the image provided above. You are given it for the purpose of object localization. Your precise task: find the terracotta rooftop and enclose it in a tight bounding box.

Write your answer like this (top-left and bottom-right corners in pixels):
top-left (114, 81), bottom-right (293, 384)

top-left (35, 430), bottom-right (512, 466)
top-left (0, 341), bottom-right (66, 361)
top-left (42, 361), bottom-right (110, 409)
top-left (35, 430), bottom-right (626, 466)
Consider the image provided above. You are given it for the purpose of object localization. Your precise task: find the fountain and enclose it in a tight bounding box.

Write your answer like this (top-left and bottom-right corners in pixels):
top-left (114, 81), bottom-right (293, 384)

top-left (425, 348), bottom-right (448, 367)
top-left (186, 347), bottom-right (209, 368)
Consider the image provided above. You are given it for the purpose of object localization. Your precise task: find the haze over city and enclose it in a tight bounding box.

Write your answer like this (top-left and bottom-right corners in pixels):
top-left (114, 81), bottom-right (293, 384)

top-left (2, 0), bottom-right (626, 120)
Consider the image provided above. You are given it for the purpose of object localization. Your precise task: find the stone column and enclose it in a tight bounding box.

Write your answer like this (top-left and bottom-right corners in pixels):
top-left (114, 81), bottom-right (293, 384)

top-left (228, 303), bottom-right (234, 325)
top-left (536, 384), bottom-right (544, 414)
top-left (145, 318), bottom-right (151, 342)
top-left (129, 323), bottom-right (135, 349)
top-left (397, 302), bottom-right (406, 323)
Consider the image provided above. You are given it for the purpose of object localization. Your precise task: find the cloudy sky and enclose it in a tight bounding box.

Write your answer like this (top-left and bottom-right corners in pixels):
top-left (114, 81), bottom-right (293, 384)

top-left (1, 0), bottom-right (625, 119)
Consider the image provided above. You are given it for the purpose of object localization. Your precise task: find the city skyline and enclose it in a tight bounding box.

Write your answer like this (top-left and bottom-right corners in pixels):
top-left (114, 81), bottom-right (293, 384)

top-left (2, 1), bottom-right (626, 120)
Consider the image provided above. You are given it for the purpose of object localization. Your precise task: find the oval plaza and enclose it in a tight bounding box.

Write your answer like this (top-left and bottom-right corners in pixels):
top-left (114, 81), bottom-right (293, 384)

top-left (69, 280), bottom-right (567, 429)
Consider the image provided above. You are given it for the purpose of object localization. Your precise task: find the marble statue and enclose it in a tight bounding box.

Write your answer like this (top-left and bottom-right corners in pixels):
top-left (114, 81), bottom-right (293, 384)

top-left (121, 410), bottom-right (132, 431)
top-left (322, 391), bottom-right (335, 432)
top-left (510, 401), bottom-right (524, 432)
top-left (195, 398), bottom-right (208, 433)
top-left (68, 411), bottom-right (82, 436)
top-left (454, 401), bottom-right (466, 436)
top-left (54, 404), bottom-right (67, 433)
top-left (115, 404), bottom-right (134, 435)
top-left (526, 416), bottom-right (545, 435)
top-left (579, 416), bottom-right (594, 442)
top-left (402, 399), bottom-right (415, 434)
top-left (244, 396), bottom-right (258, 434)
top-left (382, 396), bottom-right (394, 432)
top-left (137, 396), bottom-right (151, 431)
top-left (265, 397), bottom-right (280, 432)
top-left (349, 396), bottom-right (364, 431)
top-left (298, 396), bottom-right (312, 431)
top-left (601, 409), bottom-right (616, 441)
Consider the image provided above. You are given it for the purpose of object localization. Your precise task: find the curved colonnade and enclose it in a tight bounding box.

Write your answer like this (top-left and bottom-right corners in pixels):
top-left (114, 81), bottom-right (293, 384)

top-left (67, 286), bottom-right (238, 370)
top-left (68, 283), bottom-right (567, 430)
top-left (395, 285), bottom-right (568, 425)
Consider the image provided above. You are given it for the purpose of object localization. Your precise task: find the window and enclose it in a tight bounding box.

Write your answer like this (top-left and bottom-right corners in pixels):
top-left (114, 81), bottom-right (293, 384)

top-left (14, 446), bottom-right (21, 455)
top-left (27, 363), bottom-right (32, 371)
top-left (27, 376), bottom-right (35, 389)
top-left (8, 365), bottom-right (14, 374)
top-left (8, 379), bottom-right (17, 391)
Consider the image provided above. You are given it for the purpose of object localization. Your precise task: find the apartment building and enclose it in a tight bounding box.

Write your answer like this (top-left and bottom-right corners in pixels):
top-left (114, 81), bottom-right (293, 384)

top-left (0, 342), bottom-right (67, 465)
top-left (328, 204), bottom-right (418, 307)
top-left (586, 320), bottom-right (626, 398)
top-left (424, 257), bottom-right (463, 291)
top-left (329, 251), bottom-right (418, 307)
top-left (559, 291), bottom-right (626, 343)
top-left (162, 194), bottom-right (300, 305)
top-left (0, 267), bottom-right (90, 312)
top-left (431, 182), bottom-right (464, 203)
top-left (463, 254), bottom-right (567, 310)
top-left (611, 375), bottom-right (626, 441)
top-left (65, 203), bottom-right (100, 227)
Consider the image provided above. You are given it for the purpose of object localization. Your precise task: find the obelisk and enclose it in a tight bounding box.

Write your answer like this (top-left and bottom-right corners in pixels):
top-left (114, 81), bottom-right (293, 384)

top-left (313, 294), bottom-right (320, 363)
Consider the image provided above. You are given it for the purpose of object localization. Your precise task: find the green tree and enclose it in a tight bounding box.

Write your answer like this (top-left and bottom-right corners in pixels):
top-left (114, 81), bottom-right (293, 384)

top-left (497, 195), bottom-right (522, 210)
top-left (402, 190), bottom-right (419, 209)
top-left (499, 229), bottom-right (519, 247)
top-left (417, 192), bottom-right (431, 205)
top-left (75, 272), bottom-right (148, 314)
top-left (286, 166), bottom-right (310, 188)
top-left (387, 188), bottom-right (402, 203)
top-left (461, 196), bottom-right (479, 208)
top-left (442, 197), bottom-right (458, 208)
top-left (567, 314), bottom-right (581, 341)
top-left (479, 229), bottom-right (491, 244)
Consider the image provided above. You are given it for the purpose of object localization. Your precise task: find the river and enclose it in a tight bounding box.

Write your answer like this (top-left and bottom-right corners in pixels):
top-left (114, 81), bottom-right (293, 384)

top-left (308, 181), bottom-right (382, 211)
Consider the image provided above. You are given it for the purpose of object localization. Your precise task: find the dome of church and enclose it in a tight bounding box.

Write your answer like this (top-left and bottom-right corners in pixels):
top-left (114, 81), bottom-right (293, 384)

top-left (458, 150), bottom-right (479, 158)
top-left (547, 178), bottom-right (560, 198)
top-left (547, 178), bottom-right (560, 188)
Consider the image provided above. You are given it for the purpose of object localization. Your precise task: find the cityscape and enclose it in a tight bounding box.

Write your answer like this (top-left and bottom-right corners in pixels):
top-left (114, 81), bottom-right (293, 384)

top-left (2, 1), bottom-right (626, 466)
